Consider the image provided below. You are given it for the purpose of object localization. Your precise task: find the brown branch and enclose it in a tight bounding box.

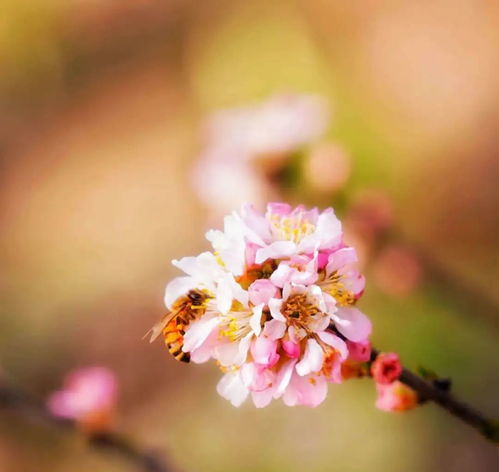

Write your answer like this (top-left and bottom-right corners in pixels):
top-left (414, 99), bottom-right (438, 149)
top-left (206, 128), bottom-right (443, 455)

top-left (370, 348), bottom-right (499, 443)
top-left (0, 378), bottom-right (174, 472)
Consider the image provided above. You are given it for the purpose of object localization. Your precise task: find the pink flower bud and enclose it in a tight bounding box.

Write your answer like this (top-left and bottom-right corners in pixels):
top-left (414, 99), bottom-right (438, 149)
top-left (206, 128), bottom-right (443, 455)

top-left (371, 352), bottom-right (402, 385)
top-left (375, 381), bottom-right (418, 412)
top-left (347, 339), bottom-right (371, 362)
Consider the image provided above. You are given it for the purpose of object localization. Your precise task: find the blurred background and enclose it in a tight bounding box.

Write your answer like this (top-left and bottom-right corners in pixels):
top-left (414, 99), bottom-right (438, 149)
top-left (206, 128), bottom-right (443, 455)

top-left (1, 0), bottom-right (498, 471)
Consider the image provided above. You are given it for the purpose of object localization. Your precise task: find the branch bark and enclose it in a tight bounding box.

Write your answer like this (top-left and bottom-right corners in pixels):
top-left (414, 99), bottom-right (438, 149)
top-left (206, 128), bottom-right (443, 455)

top-left (370, 348), bottom-right (498, 442)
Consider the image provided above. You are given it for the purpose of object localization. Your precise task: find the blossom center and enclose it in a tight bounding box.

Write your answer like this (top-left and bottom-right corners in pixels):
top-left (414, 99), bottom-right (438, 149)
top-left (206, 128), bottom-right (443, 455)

top-left (270, 213), bottom-right (315, 243)
top-left (281, 294), bottom-right (318, 327)
top-left (318, 272), bottom-right (355, 306)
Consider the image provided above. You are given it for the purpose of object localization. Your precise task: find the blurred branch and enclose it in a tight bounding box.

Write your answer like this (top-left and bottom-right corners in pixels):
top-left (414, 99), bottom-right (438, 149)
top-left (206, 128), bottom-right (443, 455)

top-left (0, 378), bottom-right (173, 472)
top-left (370, 348), bottom-right (499, 443)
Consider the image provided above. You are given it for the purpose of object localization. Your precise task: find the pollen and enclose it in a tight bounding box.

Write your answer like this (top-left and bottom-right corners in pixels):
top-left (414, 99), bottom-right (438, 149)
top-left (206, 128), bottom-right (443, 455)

top-left (270, 214), bottom-right (315, 243)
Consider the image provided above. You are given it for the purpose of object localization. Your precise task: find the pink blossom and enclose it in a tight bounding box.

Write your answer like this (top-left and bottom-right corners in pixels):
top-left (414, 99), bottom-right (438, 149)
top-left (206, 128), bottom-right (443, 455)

top-left (151, 203), bottom-right (374, 407)
top-left (371, 352), bottom-right (403, 385)
top-left (47, 367), bottom-right (117, 432)
top-left (376, 381), bottom-right (418, 412)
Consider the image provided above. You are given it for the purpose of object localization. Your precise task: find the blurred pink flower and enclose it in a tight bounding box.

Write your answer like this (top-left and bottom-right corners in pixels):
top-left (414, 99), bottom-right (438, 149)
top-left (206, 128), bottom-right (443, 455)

top-left (203, 94), bottom-right (329, 157)
top-left (47, 367), bottom-right (117, 432)
top-left (193, 94), bottom-right (330, 216)
top-left (375, 381), bottom-right (418, 412)
top-left (303, 143), bottom-right (351, 194)
top-left (372, 246), bottom-right (423, 297)
top-left (371, 352), bottom-right (402, 385)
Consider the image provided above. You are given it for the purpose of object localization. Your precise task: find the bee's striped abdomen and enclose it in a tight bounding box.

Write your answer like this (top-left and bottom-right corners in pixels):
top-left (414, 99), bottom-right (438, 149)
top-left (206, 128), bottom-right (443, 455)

top-left (163, 320), bottom-right (190, 363)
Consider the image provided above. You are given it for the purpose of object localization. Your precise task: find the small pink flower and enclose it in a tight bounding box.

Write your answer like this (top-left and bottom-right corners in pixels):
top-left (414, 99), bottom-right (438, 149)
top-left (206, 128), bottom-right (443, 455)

top-left (47, 367), bottom-right (117, 432)
top-left (375, 381), bottom-right (418, 412)
top-left (371, 352), bottom-right (402, 385)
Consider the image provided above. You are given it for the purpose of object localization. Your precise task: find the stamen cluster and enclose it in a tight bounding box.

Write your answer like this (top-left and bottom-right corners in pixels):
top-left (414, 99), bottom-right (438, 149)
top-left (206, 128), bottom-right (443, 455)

top-left (158, 203), bottom-right (372, 407)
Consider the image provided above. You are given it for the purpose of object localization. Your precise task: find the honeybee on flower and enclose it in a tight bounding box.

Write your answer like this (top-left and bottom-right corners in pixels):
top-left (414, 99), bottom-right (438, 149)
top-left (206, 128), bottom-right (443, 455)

top-left (150, 203), bottom-right (372, 407)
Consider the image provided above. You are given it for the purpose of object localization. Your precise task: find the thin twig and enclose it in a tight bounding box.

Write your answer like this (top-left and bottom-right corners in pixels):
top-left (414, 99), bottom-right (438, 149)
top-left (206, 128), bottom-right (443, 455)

top-left (0, 379), bottom-right (173, 472)
top-left (370, 348), bottom-right (499, 442)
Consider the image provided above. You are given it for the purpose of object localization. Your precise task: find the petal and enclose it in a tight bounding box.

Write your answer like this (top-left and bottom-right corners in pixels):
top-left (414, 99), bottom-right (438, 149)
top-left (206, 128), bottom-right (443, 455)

top-left (164, 277), bottom-right (197, 309)
top-left (269, 263), bottom-right (293, 288)
top-left (333, 307), bottom-right (372, 342)
top-left (317, 331), bottom-right (348, 359)
top-left (283, 373), bottom-right (328, 407)
top-left (251, 336), bottom-right (279, 367)
top-left (248, 279), bottom-right (279, 305)
top-left (268, 298), bottom-right (286, 322)
top-left (216, 372), bottom-right (249, 407)
top-left (326, 247), bottom-right (358, 275)
top-left (296, 338), bottom-right (324, 376)
top-left (252, 388), bottom-right (274, 408)
top-left (189, 328), bottom-right (219, 363)
top-left (249, 304), bottom-right (264, 336)
top-left (282, 339), bottom-right (300, 358)
top-left (262, 319), bottom-right (287, 340)
top-left (216, 278), bottom-right (233, 315)
top-left (255, 241), bottom-right (297, 264)
top-left (182, 314), bottom-right (220, 352)
top-left (273, 359), bottom-right (297, 398)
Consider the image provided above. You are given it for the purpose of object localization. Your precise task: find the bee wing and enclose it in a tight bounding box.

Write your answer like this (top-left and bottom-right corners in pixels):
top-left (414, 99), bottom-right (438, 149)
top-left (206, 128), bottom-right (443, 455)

top-left (144, 311), bottom-right (176, 343)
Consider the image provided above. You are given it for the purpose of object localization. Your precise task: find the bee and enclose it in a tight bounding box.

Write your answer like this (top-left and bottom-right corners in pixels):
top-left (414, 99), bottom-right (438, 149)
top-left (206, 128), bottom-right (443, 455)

top-left (148, 289), bottom-right (209, 363)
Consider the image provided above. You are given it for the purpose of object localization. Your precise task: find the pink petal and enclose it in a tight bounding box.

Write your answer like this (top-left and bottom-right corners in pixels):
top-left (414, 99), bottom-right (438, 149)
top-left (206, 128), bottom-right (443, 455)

top-left (273, 359), bottom-right (297, 398)
top-left (251, 336), bottom-right (279, 368)
top-left (252, 389), bottom-right (274, 408)
top-left (317, 331), bottom-right (348, 359)
top-left (262, 319), bottom-right (287, 340)
top-left (334, 307), bottom-right (372, 342)
top-left (283, 373), bottom-right (328, 407)
top-left (248, 279), bottom-right (280, 305)
top-left (282, 339), bottom-right (301, 358)
top-left (326, 247), bottom-right (358, 274)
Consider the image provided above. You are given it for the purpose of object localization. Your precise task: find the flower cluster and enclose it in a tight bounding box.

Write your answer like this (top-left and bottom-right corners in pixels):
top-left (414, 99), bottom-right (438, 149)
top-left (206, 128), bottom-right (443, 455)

top-left (154, 203), bottom-right (373, 408)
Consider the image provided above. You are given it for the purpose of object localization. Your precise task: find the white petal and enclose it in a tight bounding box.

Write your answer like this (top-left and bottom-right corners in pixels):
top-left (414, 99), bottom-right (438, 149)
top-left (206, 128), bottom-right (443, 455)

top-left (273, 359), bottom-right (297, 398)
top-left (255, 241), bottom-right (297, 264)
top-left (164, 276), bottom-right (197, 309)
top-left (216, 278), bottom-right (232, 314)
top-left (250, 304), bottom-right (264, 336)
top-left (216, 372), bottom-right (249, 407)
top-left (268, 298), bottom-right (286, 322)
top-left (182, 315), bottom-right (220, 352)
top-left (296, 338), bottom-right (324, 376)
